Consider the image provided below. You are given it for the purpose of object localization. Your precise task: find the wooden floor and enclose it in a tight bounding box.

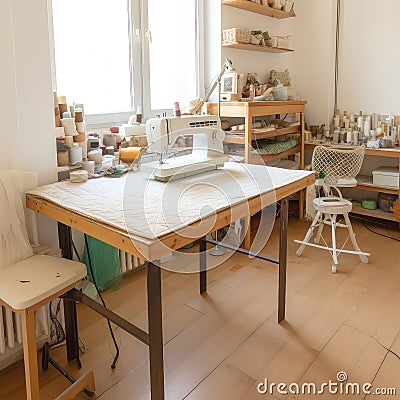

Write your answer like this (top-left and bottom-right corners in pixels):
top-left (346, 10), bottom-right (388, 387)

top-left (1, 218), bottom-right (400, 399)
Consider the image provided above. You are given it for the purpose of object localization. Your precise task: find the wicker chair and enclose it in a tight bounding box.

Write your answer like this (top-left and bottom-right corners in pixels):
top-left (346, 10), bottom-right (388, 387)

top-left (295, 146), bottom-right (370, 273)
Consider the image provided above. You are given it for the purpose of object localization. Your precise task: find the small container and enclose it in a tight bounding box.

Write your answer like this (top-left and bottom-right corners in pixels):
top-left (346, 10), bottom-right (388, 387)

top-left (372, 166), bottom-right (399, 188)
top-left (57, 151), bottom-right (69, 167)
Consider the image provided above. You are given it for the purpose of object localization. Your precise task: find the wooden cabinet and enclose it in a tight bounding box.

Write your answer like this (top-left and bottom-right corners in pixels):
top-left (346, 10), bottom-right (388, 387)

top-left (209, 100), bottom-right (307, 233)
top-left (305, 142), bottom-right (400, 222)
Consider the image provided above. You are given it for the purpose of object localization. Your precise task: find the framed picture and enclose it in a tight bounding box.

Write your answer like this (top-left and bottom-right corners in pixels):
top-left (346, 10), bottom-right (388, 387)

top-left (221, 72), bottom-right (238, 94)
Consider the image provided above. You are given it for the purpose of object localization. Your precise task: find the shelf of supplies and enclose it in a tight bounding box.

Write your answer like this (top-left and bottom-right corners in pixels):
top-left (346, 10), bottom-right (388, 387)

top-left (304, 142), bottom-right (400, 158)
top-left (228, 144), bottom-right (300, 162)
top-left (222, 42), bottom-right (294, 53)
top-left (351, 204), bottom-right (399, 222)
top-left (256, 145), bottom-right (301, 163)
top-left (356, 175), bottom-right (399, 195)
top-left (224, 125), bottom-right (300, 144)
top-left (222, 0), bottom-right (296, 19)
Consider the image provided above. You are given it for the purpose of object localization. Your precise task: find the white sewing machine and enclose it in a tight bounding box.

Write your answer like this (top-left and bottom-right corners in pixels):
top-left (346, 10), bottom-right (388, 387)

top-left (144, 115), bottom-right (228, 181)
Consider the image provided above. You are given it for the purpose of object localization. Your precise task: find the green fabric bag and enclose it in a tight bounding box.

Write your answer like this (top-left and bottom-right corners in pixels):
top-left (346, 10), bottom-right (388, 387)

top-left (83, 236), bottom-right (122, 291)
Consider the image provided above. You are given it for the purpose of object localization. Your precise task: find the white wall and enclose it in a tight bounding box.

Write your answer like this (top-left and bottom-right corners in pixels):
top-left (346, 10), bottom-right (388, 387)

top-left (291, 0), bottom-right (337, 126)
top-left (338, 0), bottom-right (400, 115)
top-left (1, 0), bottom-right (58, 246)
top-left (0, 1), bottom-right (21, 171)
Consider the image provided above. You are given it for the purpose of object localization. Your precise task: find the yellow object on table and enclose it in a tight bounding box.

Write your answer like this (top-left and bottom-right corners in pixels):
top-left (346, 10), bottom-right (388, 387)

top-left (119, 147), bottom-right (143, 168)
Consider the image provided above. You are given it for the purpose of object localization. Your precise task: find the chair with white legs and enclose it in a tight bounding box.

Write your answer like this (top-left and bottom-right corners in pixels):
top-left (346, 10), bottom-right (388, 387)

top-left (294, 146), bottom-right (370, 273)
top-left (0, 170), bottom-right (95, 400)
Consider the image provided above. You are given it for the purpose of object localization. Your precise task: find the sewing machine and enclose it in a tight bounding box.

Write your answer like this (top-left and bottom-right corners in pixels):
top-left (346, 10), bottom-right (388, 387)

top-left (144, 115), bottom-right (228, 181)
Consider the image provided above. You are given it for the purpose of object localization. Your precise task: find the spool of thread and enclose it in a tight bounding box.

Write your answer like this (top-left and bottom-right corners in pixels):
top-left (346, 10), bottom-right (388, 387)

top-left (57, 151), bottom-right (69, 167)
top-left (88, 149), bottom-right (102, 164)
top-left (333, 116), bottom-right (340, 129)
top-left (75, 121), bottom-right (85, 134)
top-left (100, 145), bottom-right (106, 156)
top-left (103, 134), bottom-right (117, 148)
top-left (339, 131), bottom-right (346, 143)
top-left (106, 146), bottom-right (115, 155)
top-left (54, 106), bottom-right (60, 117)
top-left (55, 115), bottom-right (62, 127)
top-left (61, 118), bottom-right (78, 136)
top-left (346, 130), bottom-right (352, 144)
top-left (58, 96), bottom-right (67, 104)
top-left (55, 127), bottom-right (65, 138)
top-left (70, 170), bottom-right (88, 183)
top-left (59, 103), bottom-right (68, 114)
top-left (358, 116), bottom-right (364, 132)
top-left (78, 141), bottom-right (87, 159)
top-left (82, 160), bottom-right (95, 175)
top-left (364, 121), bottom-right (371, 136)
top-left (333, 130), bottom-right (340, 144)
top-left (173, 102), bottom-right (181, 117)
top-left (353, 131), bottom-right (359, 145)
top-left (75, 110), bottom-right (83, 123)
top-left (74, 132), bottom-right (86, 143)
top-left (69, 145), bottom-right (83, 165)
top-left (65, 136), bottom-right (74, 148)
top-left (74, 104), bottom-right (84, 118)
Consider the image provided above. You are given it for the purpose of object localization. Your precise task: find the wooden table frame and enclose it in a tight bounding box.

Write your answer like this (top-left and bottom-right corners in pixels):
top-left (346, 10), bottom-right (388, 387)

top-left (26, 172), bottom-right (314, 400)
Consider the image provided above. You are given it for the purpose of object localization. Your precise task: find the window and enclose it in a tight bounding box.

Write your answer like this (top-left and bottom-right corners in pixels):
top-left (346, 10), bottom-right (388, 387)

top-left (51, 0), bottom-right (201, 120)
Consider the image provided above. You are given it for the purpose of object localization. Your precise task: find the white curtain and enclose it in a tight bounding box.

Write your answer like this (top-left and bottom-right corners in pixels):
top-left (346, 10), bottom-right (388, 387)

top-left (0, 171), bottom-right (33, 270)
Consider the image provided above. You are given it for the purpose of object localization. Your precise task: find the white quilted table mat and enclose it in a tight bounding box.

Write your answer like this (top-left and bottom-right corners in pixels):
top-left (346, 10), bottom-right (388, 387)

top-left (27, 163), bottom-right (312, 241)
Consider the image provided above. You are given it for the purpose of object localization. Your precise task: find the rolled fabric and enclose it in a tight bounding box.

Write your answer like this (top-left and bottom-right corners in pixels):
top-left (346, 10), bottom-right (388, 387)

top-left (70, 170), bottom-right (88, 183)
top-left (65, 136), bottom-right (74, 148)
top-left (75, 110), bottom-right (84, 123)
top-left (59, 103), bottom-right (68, 114)
top-left (57, 95), bottom-right (67, 104)
top-left (61, 118), bottom-right (78, 136)
top-left (75, 121), bottom-right (85, 134)
top-left (55, 127), bottom-right (65, 138)
top-left (88, 149), bottom-right (103, 164)
top-left (74, 132), bottom-right (86, 143)
top-left (119, 147), bottom-right (142, 163)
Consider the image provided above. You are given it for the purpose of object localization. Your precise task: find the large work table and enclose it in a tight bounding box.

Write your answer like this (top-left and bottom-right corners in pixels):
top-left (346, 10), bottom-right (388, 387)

top-left (26, 162), bottom-right (314, 400)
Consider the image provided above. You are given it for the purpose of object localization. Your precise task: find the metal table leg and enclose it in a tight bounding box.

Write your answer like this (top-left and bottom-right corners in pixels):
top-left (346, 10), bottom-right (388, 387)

top-left (57, 222), bottom-right (81, 366)
top-left (278, 198), bottom-right (288, 323)
top-left (200, 238), bottom-right (207, 294)
top-left (147, 262), bottom-right (165, 400)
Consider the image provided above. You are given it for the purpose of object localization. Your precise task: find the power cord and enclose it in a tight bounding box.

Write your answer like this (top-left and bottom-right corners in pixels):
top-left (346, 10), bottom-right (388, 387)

top-left (84, 234), bottom-right (120, 369)
top-left (72, 239), bottom-right (81, 262)
top-left (346, 324), bottom-right (400, 362)
top-left (360, 218), bottom-right (400, 242)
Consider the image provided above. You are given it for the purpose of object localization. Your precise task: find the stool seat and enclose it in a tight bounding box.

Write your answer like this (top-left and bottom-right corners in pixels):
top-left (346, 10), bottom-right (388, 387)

top-left (0, 255), bottom-right (87, 310)
top-left (313, 197), bottom-right (352, 214)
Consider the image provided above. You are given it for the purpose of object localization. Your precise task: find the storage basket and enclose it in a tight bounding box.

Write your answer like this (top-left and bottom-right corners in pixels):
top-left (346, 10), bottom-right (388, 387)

top-left (267, 35), bottom-right (291, 49)
top-left (222, 28), bottom-right (251, 44)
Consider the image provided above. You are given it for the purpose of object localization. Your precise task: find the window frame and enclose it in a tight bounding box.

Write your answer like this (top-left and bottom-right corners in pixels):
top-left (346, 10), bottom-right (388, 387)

top-left (49, 0), bottom-right (204, 128)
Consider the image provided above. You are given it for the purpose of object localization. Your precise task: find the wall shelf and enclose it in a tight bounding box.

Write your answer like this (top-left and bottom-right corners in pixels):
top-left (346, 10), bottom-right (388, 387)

top-left (222, 42), bottom-right (294, 53)
top-left (222, 0), bottom-right (295, 19)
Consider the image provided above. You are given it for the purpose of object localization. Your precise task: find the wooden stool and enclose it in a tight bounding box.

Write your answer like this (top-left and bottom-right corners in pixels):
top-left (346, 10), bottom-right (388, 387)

top-left (0, 255), bottom-right (95, 400)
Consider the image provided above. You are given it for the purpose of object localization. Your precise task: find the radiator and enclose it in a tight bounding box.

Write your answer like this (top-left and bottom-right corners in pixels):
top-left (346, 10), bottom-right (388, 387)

top-left (0, 305), bottom-right (50, 370)
top-left (119, 250), bottom-right (146, 273)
